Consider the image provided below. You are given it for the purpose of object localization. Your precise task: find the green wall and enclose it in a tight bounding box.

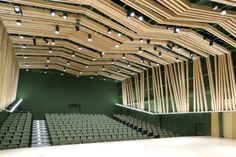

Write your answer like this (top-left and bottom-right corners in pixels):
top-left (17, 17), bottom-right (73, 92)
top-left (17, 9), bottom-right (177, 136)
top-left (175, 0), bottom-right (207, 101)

top-left (0, 112), bottom-right (9, 127)
top-left (17, 70), bottom-right (121, 119)
top-left (160, 113), bottom-right (211, 136)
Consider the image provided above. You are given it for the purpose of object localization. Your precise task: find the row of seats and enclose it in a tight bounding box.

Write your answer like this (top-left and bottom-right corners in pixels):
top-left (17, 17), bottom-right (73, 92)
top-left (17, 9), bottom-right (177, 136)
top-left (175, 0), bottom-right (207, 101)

top-left (45, 113), bottom-right (149, 145)
top-left (0, 113), bottom-right (32, 150)
top-left (113, 114), bottom-right (179, 138)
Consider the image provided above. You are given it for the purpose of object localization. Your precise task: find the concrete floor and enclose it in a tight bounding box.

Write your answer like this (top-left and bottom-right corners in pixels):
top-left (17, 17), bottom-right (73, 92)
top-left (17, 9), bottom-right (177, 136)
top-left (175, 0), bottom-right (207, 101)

top-left (0, 137), bottom-right (236, 157)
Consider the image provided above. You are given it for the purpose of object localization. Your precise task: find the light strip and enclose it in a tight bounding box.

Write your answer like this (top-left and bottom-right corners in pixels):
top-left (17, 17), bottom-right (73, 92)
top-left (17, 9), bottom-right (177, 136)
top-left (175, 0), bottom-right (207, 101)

top-left (115, 103), bottom-right (155, 115)
top-left (10, 99), bottom-right (23, 112)
top-left (115, 103), bottom-right (236, 115)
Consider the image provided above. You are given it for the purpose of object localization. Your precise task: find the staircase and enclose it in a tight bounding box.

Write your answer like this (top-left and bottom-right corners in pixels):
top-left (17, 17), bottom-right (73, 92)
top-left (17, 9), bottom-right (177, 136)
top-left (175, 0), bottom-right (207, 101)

top-left (31, 120), bottom-right (51, 147)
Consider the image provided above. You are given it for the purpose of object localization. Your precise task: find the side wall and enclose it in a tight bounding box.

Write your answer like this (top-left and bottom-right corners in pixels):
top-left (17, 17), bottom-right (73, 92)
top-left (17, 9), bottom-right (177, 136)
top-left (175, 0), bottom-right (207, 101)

top-left (17, 71), bottom-right (121, 119)
top-left (0, 21), bottom-right (19, 111)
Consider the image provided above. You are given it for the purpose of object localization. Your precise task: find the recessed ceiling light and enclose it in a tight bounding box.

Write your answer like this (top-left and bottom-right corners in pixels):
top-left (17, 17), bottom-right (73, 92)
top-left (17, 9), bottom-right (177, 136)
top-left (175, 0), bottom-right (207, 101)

top-left (117, 33), bottom-right (121, 37)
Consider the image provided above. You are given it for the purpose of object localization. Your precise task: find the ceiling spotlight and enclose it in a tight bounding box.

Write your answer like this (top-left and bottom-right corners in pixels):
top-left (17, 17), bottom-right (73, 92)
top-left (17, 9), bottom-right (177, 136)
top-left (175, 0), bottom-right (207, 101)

top-left (139, 38), bottom-right (144, 42)
top-left (117, 33), bottom-right (122, 37)
top-left (26, 69), bottom-right (29, 72)
top-left (47, 58), bottom-right (50, 63)
top-left (95, 72), bottom-right (98, 76)
top-left (158, 52), bottom-right (162, 57)
top-left (221, 8), bottom-right (227, 16)
top-left (51, 39), bottom-right (55, 45)
top-left (44, 71), bottom-right (47, 74)
top-left (67, 60), bottom-right (70, 66)
top-left (43, 37), bottom-right (49, 44)
top-left (61, 73), bottom-right (64, 76)
top-left (154, 46), bottom-right (157, 51)
top-left (19, 35), bottom-right (24, 39)
top-left (139, 47), bottom-right (142, 53)
top-left (139, 16), bottom-right (143, 21)
top-left (117, 69), bottom-right (120, 73)
top-left (108, 28), bottom-right (112, 34)
top-left (45, 65), bottom-right (48, 69)
top-left (177, 47), bottom-right (181, 51)
top-left (92, 58), bottom-right (96, 61)
top-left (209, 39), bottom-right (213, 46)
top-left (131, 71), bottom-right (134, 75)
top-left (122, 54), bottom-right (126, 59)
top-left (174, 27), bottom-right (180, 34)
top-left (127, 10), bottom-right (131, 19)
top-left (50, 10), bottom-right (55, 16)
top-left (78, 46), bottom-right (82, 50)
top-left (111, 59), bottom-right (114, 64)
top-left (55, 25), bottom-right (60, 34)
top-left (33, 37), bottom-right (36, 46)
top-left (130, 11), bottom-right (135, 17)
top-left (72, 52), bottom-right (76, 57)
top-left (148, 62), bottom-right (152, 67)
top-left (140, 58), bottom-right (144, 63)
top-left (85, 65), bottom-right (89, 68)
top-left (23, 56), bottom-right (28, 59)
top-left (14, 5), bottom-right (22, 14)
top-left (115, 44), bottom-right (119, 48)
top-left (190, 53), bottom-right (195, 59)
top-left (80, 71), bottom-right (83, 74)
top-left (25, 63), bottom-right (29, 67)
top-left (109, 73), bottom-right (112, 77)
top-left (49, 47), bottom-right (52, 53)
top-left (88, 34), bottom-right (92, 41)
top-left (128, 62), bottom-right (131, 67)
top-left (102, 52), bottom-right (105, 55)
top-left (75, 19), bottom-right (80, 31)
top-left (212, 3), bottom-right (218, 10)
top-left (156, 63), bottom-right (159, 66)
top-left (102, 65), bottom-right (105, 71)
top-left (63, 12), bottom-right (68, 20)
top-left (63, 67), bottom-right (66, 72)
top-left (90, 77), bottom-right (93, 79)
top-left (16, 20), bottom-right (22, 26)
top-left (22, 44), bottom-right (26, 48)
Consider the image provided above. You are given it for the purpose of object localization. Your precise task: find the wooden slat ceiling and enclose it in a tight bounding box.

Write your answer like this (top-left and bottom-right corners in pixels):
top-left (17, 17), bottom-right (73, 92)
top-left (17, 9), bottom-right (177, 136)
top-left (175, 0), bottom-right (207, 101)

top-left (0, 0), bottom-right (235, 80)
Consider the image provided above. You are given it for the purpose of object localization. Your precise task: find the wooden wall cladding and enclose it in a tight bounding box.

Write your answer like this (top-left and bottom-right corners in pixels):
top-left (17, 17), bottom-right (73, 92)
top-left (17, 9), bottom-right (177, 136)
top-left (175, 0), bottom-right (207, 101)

top-left (0, 21), bottom-right (19, 110)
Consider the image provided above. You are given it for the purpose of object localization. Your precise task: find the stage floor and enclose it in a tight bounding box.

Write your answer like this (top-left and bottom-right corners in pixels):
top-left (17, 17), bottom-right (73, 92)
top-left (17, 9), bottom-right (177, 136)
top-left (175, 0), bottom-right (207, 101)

top-left (0, 137), bottom-right (236, 157)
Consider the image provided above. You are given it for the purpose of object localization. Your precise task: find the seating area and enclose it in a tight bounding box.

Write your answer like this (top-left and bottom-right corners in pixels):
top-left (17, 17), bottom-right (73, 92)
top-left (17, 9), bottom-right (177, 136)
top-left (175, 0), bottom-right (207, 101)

top-left (0, 113), bottom-right (32, 150)
top-left (113, 114), bottom-right (179, 138)
top-left (45, 113), bottom-right (148, 145)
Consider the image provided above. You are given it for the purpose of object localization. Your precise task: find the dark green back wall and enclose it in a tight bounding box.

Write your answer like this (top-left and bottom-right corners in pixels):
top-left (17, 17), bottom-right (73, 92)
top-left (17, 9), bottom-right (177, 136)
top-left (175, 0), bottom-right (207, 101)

top-left (17, 71), bottom-right (121, 119)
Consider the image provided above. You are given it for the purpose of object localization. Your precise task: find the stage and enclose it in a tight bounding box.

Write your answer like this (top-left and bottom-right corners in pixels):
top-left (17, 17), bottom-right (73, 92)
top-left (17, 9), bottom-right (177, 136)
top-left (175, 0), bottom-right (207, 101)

top-left (0, 137), bottom-right (235, 157)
